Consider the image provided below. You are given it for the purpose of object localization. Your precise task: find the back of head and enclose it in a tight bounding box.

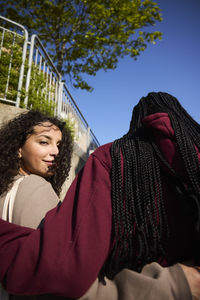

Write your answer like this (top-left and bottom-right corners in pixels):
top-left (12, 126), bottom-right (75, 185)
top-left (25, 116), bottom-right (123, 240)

top-left (128, 92), bottom-right (200, 136)
top-left (103, 92), bottom-right (200, 279)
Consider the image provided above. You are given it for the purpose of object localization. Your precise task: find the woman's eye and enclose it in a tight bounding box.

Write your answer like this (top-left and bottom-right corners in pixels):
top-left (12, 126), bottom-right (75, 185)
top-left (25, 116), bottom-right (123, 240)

top-left (39, 141), bottom-right (48, 145)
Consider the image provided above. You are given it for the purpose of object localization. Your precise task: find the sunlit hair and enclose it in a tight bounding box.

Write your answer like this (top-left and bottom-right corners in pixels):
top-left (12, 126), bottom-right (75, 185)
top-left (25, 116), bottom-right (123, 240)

top-left (0, 110), bottom-right (73, 196)
top-left (104, 92), bottom-right (200, 278)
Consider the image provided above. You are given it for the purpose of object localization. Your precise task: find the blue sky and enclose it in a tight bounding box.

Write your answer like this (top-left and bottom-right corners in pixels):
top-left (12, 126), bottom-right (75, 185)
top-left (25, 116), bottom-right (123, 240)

top-left (71, 0), bottom-right (200, 145)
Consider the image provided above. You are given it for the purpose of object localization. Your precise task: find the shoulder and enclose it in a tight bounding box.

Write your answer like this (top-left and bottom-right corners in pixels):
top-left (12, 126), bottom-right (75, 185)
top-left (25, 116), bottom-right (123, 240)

top-left (13, 174), bottom-right (59, 228)
top-left (17, 174), bottom-right (58, 202)
top-left (22, 174), bottom-right (51, 186)
top-left (17, 174), bottom-right (54, 196)
top-left (91, 143), bottom-right (113, 172)
top-left (18, 174), bottom-right (54, 193)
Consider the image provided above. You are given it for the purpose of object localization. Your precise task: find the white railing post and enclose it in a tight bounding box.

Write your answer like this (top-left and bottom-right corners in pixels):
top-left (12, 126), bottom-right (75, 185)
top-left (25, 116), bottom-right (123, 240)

top-left (16, 33), bottom-right (28, 107)
top-left (87, 127), bottom-right (91, 158)
top-left (24, 34), bottom-right (35, 107)
top-left (57, 81), bottom-right (63, 117)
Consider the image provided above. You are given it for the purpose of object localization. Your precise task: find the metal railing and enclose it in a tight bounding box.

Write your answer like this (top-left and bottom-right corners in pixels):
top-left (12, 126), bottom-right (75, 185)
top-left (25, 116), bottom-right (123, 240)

top-left (61, 83), bottom-right (100, 153)
top-left (0, 15), bottom-right (100, 154)
top-left (24, 34), bottom-right (61, 110)
top-left (0, 16), bottom-right (28, 107)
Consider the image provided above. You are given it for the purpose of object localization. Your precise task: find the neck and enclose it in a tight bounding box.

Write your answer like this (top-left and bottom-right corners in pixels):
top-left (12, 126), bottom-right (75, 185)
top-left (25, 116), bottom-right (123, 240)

top-left (18, 167), bottom-right (30, 176)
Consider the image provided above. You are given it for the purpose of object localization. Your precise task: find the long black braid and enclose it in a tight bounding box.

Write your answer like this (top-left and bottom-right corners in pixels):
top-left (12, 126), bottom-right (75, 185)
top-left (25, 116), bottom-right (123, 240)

top-left (103, 92), bottom-right (200, 279)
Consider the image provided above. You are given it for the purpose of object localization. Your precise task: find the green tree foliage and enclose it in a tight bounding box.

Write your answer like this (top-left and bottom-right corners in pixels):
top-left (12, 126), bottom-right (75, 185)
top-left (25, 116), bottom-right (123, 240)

top-left (0, 0), bottom-right (162, 91)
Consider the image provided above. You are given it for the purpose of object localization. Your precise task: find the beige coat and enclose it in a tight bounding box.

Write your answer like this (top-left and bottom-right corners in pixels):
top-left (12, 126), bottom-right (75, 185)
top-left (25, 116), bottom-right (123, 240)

top-left (0, 175), bottom-right (192, 300)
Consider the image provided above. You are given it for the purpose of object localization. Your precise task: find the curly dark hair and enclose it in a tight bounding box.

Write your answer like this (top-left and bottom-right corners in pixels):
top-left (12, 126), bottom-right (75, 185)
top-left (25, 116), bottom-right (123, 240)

top-left (0, 110), bottom-right (73, 196)
top-left (103, 92), bottom-right (200, 278)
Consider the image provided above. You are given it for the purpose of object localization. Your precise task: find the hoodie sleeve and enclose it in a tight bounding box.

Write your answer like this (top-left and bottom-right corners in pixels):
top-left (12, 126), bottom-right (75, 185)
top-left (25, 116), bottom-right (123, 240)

top-left (79, 263), bottom-right (192, 300)
top-left (0, 153), bottom-right (112, 298)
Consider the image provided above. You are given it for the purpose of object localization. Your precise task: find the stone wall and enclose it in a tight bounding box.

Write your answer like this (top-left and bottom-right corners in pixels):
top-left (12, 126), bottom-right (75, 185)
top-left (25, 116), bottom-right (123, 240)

top-left (0, 103), bottom-right (26, 125)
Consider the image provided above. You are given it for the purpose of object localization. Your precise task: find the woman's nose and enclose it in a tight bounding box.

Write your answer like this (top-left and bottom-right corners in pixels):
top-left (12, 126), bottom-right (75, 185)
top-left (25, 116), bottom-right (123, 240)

top-left (50, 144), bottom-right (59, 156)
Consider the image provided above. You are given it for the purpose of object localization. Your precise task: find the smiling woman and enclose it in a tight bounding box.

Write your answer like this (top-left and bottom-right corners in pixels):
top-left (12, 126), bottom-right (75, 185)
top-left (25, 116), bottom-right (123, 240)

top-left (18, 122), bottom-right (62, 177)
top-left (0, 110), bottom-right (73, 229)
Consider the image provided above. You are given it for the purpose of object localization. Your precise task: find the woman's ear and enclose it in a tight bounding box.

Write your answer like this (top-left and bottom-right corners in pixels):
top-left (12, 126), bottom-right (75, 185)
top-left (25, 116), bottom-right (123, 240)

top-left (18, 148), bottom-right (22, 158)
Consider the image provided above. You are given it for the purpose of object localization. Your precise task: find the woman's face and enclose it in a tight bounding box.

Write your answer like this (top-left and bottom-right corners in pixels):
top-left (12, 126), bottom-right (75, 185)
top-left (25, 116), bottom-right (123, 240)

top-left (18, 122), bottom-right (62, 177)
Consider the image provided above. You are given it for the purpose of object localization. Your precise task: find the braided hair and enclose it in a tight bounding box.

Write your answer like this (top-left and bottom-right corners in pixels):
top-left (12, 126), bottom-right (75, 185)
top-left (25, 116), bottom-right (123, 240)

top-left (0, 110), bottom-right (73, 196)
top-left (104, 92), bottom-right (200, 278)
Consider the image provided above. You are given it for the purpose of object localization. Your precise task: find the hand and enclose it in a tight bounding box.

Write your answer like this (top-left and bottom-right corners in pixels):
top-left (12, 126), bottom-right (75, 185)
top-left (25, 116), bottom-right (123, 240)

top-left (180, 264), bottom-right (200, 300)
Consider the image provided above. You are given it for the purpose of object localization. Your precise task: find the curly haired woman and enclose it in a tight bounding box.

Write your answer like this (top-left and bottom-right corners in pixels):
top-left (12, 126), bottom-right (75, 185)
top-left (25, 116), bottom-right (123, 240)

top-left (0, 94), bottom-right (200, 300)
top-left (0, 110), bottom-right (73, 229)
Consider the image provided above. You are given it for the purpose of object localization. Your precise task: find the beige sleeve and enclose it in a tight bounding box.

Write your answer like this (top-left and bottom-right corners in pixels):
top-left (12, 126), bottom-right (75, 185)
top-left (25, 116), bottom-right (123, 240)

top-left (79, 263), bottom-right (192, 300)
top-left (12, 174), bottom-right (60, 229)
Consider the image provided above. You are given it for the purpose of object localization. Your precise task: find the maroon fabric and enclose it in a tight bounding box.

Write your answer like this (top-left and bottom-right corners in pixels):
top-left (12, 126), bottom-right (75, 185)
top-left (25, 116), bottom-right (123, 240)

top-left (0, 112), bottom-right (198, 297)
top-left (0, 154), bottom-right (112, 298)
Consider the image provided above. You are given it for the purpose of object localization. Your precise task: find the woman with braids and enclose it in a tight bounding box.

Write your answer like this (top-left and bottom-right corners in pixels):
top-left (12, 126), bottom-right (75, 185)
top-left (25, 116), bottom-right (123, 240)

top-left (0, 93), bottom-right (200, 299)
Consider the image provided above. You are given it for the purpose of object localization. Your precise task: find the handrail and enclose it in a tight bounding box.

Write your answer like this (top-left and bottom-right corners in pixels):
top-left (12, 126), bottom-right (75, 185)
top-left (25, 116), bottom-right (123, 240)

top-left (0, 16), bottom-right (29, 107)
top-left (29, 35), bottom-right (61, 79)
top-left (63, 84), bottom-right (100, 146)
top-left (63, 83), bottom-right (89, 128)
top-left (24, 34), bottom-right (61, 106)
top-left (62, 83), bottom-right (100, 147)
